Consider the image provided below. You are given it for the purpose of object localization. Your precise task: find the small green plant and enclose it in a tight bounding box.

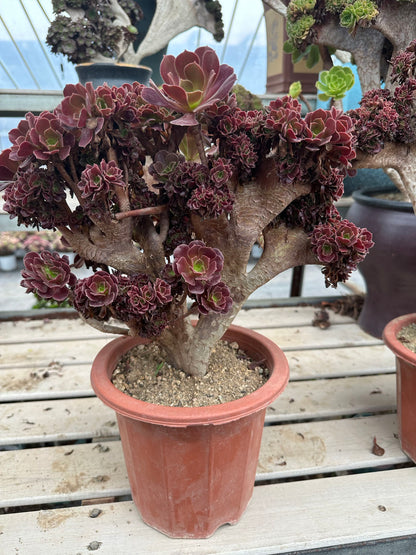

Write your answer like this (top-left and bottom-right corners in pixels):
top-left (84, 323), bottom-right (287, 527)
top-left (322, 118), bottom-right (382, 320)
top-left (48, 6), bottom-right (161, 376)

top-left (232, 84), bottom-right (263, 111)
top-left (316, 66), bottom-right (355, 101)
top-left (154, 361), bottom-right (165, 377)
top-left (288, 81), bottom-right (302, 99)
top-left (340, 0), bottom-right (379, 32)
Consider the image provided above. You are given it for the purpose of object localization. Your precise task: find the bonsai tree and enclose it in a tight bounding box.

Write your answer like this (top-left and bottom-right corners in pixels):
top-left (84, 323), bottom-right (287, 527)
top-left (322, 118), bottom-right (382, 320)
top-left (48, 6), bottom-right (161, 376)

top-left (46, 0), bottom-right (224, 66)
top-left (267, 0), bottom-right (416, 211)
top-left (0, 46), bottom-right (373, 377)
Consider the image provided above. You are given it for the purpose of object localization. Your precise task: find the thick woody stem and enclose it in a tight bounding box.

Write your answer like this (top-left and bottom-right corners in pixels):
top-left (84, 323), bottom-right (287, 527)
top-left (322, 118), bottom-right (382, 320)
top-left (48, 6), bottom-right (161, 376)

top-left (189, 125), bottom-right (207, 165)
top-left (56, 163), bottom-right (84, 205)
top-left (115, 205), bottom-right (168, 220)
top-left (79, 312), bottom-right (129, 335)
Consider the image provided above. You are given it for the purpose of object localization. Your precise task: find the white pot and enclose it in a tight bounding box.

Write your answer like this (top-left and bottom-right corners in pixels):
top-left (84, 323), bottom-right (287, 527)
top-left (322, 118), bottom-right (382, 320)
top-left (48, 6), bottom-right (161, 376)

top-left (0, 253), bottom-right (17, 271)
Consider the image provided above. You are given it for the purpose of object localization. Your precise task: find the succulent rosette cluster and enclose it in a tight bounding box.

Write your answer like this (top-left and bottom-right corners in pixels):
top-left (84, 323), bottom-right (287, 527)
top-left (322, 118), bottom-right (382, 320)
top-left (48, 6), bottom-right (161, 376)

top-left (348, 41), bottom-right (416, 153)
top-left (0, 45), bottom-right (373, 377)
top-left (311, 219), bottom-right (374, 286)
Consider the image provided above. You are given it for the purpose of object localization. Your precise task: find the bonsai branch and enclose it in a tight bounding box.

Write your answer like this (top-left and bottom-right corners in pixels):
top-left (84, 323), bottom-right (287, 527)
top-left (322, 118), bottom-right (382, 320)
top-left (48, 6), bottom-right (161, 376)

top-left (354, 143), bottom-right (416, 212)
top-left (246, 224), bottom-right (317, 292)
top-left (79, 312), bottom-right (129, 336)
top-left (115, 205), bottom-right (168, 221)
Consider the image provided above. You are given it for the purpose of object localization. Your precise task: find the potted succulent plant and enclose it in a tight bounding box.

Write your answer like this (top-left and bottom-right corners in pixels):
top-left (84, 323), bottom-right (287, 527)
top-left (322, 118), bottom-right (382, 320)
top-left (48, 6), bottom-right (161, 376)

top-left (0, 47), bottom-right (373, 537)
top-left (22, 231), bottom-right (54, 254)
top-left (269, 0), bottom-right (416, 337)
top-left (46, 0), bottom-right (224, 87)
top-left (0, 232), bottom-right (21, 271)
top-left (383, 314), bottom-right (416, 464)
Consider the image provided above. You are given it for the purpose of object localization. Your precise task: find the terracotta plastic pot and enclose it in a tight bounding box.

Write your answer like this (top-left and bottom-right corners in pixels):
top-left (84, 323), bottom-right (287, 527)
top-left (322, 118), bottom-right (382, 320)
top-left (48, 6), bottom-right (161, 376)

top-left (383, 314), bottom-right (416, 463)
top-left (347, 187), bottom-right (416, 338)
top-left (91, 324), bottom-right (289, 538)
top-left (75, 62), bottom-right (152, 88)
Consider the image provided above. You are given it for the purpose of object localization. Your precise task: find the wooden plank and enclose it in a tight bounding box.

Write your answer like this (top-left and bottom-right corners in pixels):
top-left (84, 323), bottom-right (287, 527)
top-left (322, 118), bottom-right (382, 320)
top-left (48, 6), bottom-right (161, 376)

top-left (0, 363), bottom-right (93, 402)
top-left (0, 397), bottom-right (117, 446)
top-left (258, 413), bottom-right (406, 480)
top-left (257, 323), bottom-right (382, 351)
top-left (267, 373), bottom-right (396, 422)
top-left (0, 441), bottom-right (129, 508)
top-left (0, 375), bottom-right (396, 445)
top-left (0, 323), bottom-right (380, 370)
top-left (0, 338), bottom-right (110, 369)
top-left (0, 344), bottom-right (394, 402)
top-left (286, 344), bottom-right (394, 380)
top-left (1, 468), bottom-right (416, 553)
top-left (0, 317), bottom-right (113, 344)
top-left (0, 414), bottom-right (408, 508)
top-left (234, 306), bottom-right (355, 328)
top-left (0, 306), bottom-right (355, 344)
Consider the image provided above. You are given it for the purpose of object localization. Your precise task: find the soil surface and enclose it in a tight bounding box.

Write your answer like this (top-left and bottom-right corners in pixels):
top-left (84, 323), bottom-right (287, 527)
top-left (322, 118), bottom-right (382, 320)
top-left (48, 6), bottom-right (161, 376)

top-left (112, 340), bottom-right (268, 407)
top-left (397, 323), bottom-right (416, 353)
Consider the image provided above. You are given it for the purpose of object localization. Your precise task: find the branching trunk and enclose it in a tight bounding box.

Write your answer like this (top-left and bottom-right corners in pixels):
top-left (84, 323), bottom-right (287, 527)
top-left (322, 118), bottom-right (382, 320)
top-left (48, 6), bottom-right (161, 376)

top-left (354, 143), bottom-right (416, 213)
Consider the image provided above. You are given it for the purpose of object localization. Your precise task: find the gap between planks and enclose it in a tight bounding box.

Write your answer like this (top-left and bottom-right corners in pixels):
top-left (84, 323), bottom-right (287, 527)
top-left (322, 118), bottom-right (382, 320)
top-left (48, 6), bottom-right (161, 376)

top-left (1, 468), bottom-right (416, 554)
top-left (0, 413), bottom-right (410, 509)
top-left (0, 374), bottom-right (397, 445)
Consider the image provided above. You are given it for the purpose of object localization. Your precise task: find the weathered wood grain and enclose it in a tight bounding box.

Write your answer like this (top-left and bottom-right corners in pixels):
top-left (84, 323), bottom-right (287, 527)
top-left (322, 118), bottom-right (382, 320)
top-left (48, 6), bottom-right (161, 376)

top-left (1, 468), bottom-right (416, 554)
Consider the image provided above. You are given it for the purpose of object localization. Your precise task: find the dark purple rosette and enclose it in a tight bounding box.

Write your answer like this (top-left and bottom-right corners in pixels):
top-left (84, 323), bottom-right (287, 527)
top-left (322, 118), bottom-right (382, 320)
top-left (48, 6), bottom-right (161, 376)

top-left (74, 271), bottom-right (118, 309)
top-left (310, 226), bottom-right (339, 264)
top-left (154, 278), bottom-right (173, 305)
top-left (7, 111), bottom-right (74, 164)
top-left (3, 166), bottom-right (67, 229)
top-left (304, 107), bottom-right (355, 166)
top-left (0, 148), bottom-right (20, 180)
top-left (187, 185), bottom-right (234, 218)
top-left (55, 82), bottom-right (114, 147)
top-left (265, 96), bottom-right (305, 142)
top-left (21, 251), bottom-right (76, 302)
top-left (209, 158), bottom-right (233, 187)
top-left (311, 220), bottom-right (373, 287)
top-left (196, 281), bottom-right (233, 315)
top-left (141, 46), bottom-right (236, 126)
top-left (127, 283), bottom-right (157, 315)
top-left (78, 160), bottom-right (125, 200)
top-left (172, 240), bottom-right (224, 294)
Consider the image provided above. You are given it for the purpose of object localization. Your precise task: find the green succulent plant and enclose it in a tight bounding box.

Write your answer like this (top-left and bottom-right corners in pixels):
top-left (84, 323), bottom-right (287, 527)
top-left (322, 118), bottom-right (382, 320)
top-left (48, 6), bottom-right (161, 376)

top-left (286, 15), bottom-right (316, 49)
top-left (288, 81), bottom-right (302, 99)
top-left (340, 0), bottom-right (379, 31)
top-left (316, 66), bottom-right (355, 101)
top-left (287, 0), bottom-right (317, 20)
top-left (232, 85), bottom-right (264, 111)
top-left (324, 0), bottom-right (353, 14)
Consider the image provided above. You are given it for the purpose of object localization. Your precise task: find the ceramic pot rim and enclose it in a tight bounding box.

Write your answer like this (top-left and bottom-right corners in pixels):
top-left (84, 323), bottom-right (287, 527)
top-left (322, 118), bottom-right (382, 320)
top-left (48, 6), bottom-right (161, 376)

top-left (75, 62), bottom-right (152, 70)
top-left (90, 324), bottom-right (289, 427)
top-left (352, 187), bottom-right (413, 213)
top-left (383, 313), bottom-right (416, 365)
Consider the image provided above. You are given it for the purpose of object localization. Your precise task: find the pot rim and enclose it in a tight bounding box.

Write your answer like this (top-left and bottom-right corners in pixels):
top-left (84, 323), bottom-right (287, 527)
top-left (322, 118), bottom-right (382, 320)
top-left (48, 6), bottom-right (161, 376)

top-left (90, 324), bottom-right (289, 427)
top-left (75, 62), bottom-right (152, 70)
top-left (352, 187), bottom-right (413, 213)
top-left (383, 313), bottom-right (416, 365)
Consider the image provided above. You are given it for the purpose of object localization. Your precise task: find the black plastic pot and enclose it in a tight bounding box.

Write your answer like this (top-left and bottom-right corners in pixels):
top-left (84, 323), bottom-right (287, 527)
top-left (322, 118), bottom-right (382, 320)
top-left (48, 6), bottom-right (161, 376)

top-left (346, 187), bottom-right (416, 338)
top-left (75, 63), bottom-right (152, 88)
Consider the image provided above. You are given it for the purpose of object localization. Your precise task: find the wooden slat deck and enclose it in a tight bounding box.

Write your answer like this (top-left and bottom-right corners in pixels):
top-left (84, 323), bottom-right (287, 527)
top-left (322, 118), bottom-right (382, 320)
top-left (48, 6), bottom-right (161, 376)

top-left (0, 305), bottom-right (415, 554)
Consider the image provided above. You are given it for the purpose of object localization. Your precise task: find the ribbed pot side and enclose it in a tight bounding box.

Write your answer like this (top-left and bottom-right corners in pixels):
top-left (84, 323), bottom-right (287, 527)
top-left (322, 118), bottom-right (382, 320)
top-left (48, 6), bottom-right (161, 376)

top-left (90, 324), bottom-right (290, 539)
top-left (383, 314), bottom-right (416, 464)
top-left (347, 188), bottom-right (416, 338)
